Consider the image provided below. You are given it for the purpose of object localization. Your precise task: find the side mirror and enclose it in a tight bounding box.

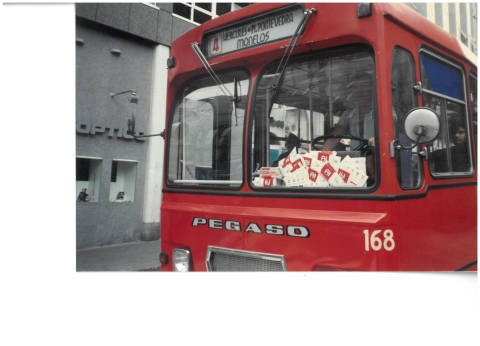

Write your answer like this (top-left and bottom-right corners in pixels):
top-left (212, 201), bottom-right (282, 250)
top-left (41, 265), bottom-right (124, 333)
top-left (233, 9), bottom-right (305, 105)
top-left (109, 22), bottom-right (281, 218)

top-left (390, 108), bottom-right (441, 157)
top-left (403, 107), bottom-right (441, 144)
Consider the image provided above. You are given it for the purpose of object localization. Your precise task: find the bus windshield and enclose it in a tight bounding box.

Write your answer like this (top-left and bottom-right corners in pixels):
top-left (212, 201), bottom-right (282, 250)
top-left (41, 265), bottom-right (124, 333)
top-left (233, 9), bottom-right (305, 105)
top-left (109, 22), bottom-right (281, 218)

top-left (167, 70), bottom-right (249, 187)
top-left (252, 47), bottom-right (376, 189)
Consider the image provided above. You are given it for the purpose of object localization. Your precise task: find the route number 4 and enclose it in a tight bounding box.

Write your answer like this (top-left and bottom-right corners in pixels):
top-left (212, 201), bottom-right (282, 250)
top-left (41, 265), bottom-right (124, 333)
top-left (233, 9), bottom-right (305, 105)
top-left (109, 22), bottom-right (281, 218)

top-left (212, 37), bottom-right (220, 52)
top-left (363, 230), bottom-right (395, 251)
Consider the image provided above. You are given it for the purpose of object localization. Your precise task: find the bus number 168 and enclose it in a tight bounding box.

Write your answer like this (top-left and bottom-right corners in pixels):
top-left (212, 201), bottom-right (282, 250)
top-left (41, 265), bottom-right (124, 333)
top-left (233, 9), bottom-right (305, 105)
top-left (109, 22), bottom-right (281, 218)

top-left (363, 230), bottom-right (395, 251)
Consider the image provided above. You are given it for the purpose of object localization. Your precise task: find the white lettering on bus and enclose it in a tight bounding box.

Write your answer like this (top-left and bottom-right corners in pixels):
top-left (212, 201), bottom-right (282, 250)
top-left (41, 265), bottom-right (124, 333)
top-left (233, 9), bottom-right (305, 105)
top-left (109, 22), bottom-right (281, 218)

top-left (287, 226), bottom-right (310, 238)
top-left (363, 229), bottom-right (395, 251)
top-left (192, 218), bottom-right (207, 226)
top-left (225, 221), bottom-right (241, 231)
top-left (244, 223), bottom-right (263, 233)
top-left (209, 219), bottom-right (223, 229)
top-left (265, 224), bottom-right (284, 235)
top-left (191, 217), bottom-right (309, 238)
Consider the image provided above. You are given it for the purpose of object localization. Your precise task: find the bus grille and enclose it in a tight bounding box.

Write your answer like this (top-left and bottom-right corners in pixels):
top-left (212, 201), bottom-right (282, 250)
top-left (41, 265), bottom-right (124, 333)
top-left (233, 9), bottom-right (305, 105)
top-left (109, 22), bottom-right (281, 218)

top-left (205, 246), bottom-right (287, 271)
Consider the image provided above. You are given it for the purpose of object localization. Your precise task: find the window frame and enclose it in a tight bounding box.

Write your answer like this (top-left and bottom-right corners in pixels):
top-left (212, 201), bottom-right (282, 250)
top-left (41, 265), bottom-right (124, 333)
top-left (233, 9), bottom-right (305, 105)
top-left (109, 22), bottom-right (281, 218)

top-left (468, 72), bottom-right (477, 164)
top-left (391, 46), bottom-right (423, 190)
top-left (146, 3), bottom-right (255, 25)
top-left (419, 47), bottom-right (473, 178)
top-left (76, 156), bottom-right (103, 203)
top-left (165, 67), bottom-right (251, 190)
top-left (109, 159), bottom-right (138, 203)
top-left (248, 45), bottom-right (379, 193)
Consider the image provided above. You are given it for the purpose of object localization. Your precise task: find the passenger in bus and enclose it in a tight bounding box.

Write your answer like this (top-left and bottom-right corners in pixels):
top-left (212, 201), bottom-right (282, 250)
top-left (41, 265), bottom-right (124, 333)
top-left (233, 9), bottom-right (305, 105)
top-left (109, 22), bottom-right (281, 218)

top-left (430, 118), bottom-right (469, 172)
top-left (322, 72), bottom-right (376, 183)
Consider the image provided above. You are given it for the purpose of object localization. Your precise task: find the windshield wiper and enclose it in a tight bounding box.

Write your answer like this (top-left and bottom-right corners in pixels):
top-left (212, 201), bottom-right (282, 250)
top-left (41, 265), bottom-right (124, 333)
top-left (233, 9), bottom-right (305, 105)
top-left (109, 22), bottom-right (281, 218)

top-left (269, 8), bottom-right (317, 107)
top-left (191, 42), bottom-right (239, 125)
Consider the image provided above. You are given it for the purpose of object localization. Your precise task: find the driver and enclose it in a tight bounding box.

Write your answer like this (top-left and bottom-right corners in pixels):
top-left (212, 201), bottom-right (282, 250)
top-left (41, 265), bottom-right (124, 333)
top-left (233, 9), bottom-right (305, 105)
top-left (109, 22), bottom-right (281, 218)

top-left (322, 71), bottom-right (375, 183)
top-left (323, 71), bottom-right (375, 151)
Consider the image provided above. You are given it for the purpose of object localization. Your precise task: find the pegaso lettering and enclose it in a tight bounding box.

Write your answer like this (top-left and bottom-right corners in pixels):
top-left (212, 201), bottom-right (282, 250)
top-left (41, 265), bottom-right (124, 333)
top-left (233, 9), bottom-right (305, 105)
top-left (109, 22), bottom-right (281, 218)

top-left (192, 217), bottom-right (310, 238)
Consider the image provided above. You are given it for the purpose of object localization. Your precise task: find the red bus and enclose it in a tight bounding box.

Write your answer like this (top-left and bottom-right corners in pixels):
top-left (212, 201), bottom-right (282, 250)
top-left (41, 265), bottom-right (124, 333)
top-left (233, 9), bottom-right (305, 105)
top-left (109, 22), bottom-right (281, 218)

top-left (157, 3), bottom-right (477, 271)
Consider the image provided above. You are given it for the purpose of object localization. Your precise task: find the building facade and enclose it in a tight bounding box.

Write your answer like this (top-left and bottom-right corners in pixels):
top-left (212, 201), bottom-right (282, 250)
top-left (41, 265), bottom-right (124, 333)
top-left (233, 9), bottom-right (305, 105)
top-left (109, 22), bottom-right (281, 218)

top-left (75, 3), bottom-right (250, 249)
top-left (405, 2), bottom-right (477, 55)
top-left (76, 2), bottom-right (476, 250)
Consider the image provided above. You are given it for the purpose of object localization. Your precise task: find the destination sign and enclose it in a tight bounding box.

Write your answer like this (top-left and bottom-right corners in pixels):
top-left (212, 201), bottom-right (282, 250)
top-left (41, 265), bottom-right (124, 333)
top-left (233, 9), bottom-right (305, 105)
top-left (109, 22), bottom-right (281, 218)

top-left (204, 6), bottom-right (305, 58)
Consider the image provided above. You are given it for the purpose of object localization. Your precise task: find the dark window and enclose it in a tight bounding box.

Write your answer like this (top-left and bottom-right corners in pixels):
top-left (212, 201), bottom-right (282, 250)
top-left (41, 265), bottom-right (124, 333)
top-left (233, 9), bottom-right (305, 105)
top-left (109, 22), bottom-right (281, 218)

top-left (76, 158), bottom-right (90, 181)
top-left (194, 9), bottom-right (211, 24)
top-left (173, 3), bottom-right (191, 20)
top-left (216, 3), bottom-right (231, 16)
top-left (110, 160), bottom-right (118, 183)
top-left (196, 3), bottom-right (211, 12)
top-left (391, 47), bottom-right (421, 189)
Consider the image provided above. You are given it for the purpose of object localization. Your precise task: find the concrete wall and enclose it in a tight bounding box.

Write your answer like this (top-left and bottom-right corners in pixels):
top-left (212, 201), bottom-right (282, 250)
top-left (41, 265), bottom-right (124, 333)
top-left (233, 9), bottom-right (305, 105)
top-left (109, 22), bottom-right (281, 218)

top-left (76, 3), bottom-right (195, 46)
top-left (75, 3), bottom-right (195, 249)
top-left (76, 20), bottom-right (153, 249)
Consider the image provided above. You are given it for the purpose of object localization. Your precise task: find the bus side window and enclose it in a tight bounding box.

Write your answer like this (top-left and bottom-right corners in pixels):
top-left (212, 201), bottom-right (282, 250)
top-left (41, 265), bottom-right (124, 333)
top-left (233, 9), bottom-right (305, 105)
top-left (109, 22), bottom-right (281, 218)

top-left (391, 47), bottom-right (420, 189)
top-left (469, 73), bottom-right (477, 163)
top-left (420, 52), bottom-right (472, 176)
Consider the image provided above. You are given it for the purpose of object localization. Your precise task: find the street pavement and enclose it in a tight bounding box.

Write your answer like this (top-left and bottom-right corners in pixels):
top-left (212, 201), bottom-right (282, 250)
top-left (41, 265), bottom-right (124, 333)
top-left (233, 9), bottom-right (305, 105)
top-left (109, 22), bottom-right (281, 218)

top-left (76, 240), bottom-right (160, 271)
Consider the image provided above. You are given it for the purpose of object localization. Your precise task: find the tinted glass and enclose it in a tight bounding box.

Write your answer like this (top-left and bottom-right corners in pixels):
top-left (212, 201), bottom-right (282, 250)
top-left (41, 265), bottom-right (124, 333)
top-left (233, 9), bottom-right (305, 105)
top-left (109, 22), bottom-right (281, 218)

top-left (173, 3), bottom-right (191, 20)
top-left (391, 47), bottom-right (421, 189)
top-left (216, 3), bottom-right (231, 16)
top-left (194, 9), bottom-right (211, 24)
top-left (421, 52), bottom-right (472, 176)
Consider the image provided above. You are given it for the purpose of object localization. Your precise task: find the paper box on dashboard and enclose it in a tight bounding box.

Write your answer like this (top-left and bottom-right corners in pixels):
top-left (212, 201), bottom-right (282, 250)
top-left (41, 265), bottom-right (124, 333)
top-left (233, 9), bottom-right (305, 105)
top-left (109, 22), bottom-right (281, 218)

top-left (253, 177), bottom-right (282, 187)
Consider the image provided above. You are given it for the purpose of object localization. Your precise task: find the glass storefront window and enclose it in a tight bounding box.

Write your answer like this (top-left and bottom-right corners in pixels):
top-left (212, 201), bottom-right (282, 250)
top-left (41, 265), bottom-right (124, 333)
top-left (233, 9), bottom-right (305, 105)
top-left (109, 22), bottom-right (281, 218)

top-left (76, 157), bottom-right (102, 202)
top-left (110, 160), bottom-right (137, 202)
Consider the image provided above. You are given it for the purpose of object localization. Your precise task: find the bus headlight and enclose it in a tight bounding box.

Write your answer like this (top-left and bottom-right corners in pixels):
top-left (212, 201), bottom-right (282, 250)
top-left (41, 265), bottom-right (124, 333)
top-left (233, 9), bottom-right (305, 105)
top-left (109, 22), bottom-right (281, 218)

top-left (173, 249), bottom-right (191, 272)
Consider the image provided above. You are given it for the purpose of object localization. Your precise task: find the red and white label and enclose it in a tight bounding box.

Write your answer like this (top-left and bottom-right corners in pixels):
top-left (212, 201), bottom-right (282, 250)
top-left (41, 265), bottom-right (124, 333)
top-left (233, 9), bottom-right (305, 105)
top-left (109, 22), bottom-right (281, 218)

top-left (317, 151), bottom-right (333, 163)
top-left (320, 162), bottom-right (336, 181)
top-left (337, 168), bottom-right (350, 184)
top-left (263, 178), bottom-right (274, 187)
top-left (208, 34), bottom-right (223, 56)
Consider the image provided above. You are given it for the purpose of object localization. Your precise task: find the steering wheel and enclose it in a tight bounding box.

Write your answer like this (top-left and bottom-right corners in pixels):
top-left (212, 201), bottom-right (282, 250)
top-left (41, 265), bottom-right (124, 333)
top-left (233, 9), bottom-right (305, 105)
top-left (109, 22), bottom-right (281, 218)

top-left (311, 134), bottom-right (370, 154)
